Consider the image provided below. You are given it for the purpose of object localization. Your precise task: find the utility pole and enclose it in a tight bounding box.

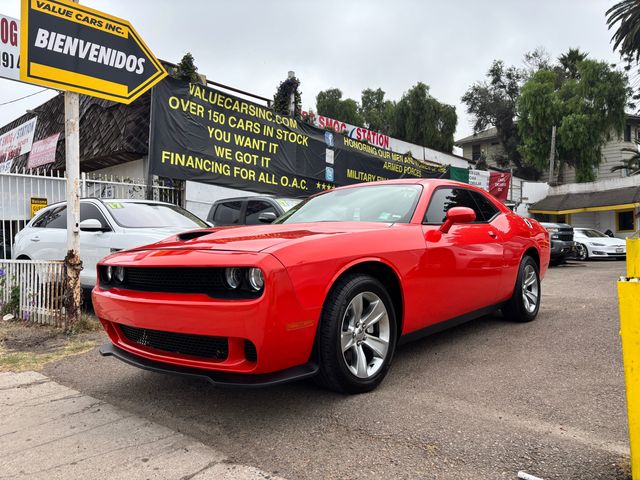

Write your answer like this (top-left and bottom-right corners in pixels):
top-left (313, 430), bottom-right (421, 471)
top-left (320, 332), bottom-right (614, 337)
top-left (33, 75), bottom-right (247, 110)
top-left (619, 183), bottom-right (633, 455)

top-left (63, 0), bottom-right (82, 329)
top-left (548, 125), bottom-right (557, 186)
top-left (287, 70), bottom-right (296, 117)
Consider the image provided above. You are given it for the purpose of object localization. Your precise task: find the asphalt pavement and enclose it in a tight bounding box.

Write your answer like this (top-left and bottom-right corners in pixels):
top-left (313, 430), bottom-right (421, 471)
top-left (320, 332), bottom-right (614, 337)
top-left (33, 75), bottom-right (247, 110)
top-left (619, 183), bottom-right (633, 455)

top-left (43, 260), bottom-right (630, 479)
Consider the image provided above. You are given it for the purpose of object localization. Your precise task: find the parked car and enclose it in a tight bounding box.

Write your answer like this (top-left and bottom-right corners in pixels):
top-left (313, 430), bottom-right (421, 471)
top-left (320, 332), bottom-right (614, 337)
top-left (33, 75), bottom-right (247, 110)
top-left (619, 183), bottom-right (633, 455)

top-left (540, 222), bottom-right (574, 266)
top-left (207, 195), bottom-right (301, 226)
top-left (574, 228), bottom-right (626, 260)
top-left (13, 199), bottom-right (209, 288)
top-left (94, 179), bottom-right (550, 394)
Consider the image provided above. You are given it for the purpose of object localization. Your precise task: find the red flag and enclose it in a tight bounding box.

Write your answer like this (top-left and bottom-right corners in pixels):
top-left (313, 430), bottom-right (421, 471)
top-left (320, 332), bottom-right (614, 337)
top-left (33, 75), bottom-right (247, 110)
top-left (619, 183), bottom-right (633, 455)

top-left (489, 172), bottom-right (511, 201)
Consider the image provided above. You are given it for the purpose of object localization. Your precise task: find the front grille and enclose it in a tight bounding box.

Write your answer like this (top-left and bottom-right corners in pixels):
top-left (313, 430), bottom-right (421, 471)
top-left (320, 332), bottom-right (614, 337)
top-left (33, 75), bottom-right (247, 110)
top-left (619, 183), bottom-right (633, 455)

top-left (119, 267), bottom-right (225, 293)
top-left (119, 324), bottom-right (228, 360)
top-left (557, 234), bottom-right (573, 241)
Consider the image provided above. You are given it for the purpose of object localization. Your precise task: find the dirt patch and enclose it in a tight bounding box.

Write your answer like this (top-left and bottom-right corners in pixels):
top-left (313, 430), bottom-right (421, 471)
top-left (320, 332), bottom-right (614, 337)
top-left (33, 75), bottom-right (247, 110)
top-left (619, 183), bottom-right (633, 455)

top-left (0, 316), bottom-right (106, 372)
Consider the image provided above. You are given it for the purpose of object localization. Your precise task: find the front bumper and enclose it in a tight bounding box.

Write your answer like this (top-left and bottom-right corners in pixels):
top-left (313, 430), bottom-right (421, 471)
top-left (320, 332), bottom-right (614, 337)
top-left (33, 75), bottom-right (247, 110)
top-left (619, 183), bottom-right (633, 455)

top-left (99, 343), bottom-right (318, 387)
top-left (588, 244), bottom-right (626, 257)
top-left (550, 240), bottom-right (574, 258)
top-left (92, 248), bottom-right (321, 377)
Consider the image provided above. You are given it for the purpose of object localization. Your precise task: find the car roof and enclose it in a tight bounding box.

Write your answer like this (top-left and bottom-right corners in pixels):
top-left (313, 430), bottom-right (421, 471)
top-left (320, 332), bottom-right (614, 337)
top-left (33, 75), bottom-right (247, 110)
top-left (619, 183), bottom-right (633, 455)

top-left (41, 198), bottom-right (179, 209)
top-left (213, 195), bottom-right (291, 203)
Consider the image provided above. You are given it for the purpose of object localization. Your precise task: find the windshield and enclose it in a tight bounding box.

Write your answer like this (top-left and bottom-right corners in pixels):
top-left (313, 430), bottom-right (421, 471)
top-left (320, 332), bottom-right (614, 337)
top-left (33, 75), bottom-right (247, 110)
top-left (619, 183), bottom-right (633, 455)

top-left (275, 197), bottom-right (302, 212)
top-left (104, 202), bottom-right (208, 228)
top-left (578, 229), bottom-right (607, 238)
top-left (276, 185), bottom-right (422, 224)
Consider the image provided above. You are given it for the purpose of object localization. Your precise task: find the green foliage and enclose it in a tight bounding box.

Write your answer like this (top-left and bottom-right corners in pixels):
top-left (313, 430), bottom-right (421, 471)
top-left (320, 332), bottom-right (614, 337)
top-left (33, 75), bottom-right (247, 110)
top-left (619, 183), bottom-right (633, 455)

top-left (316, 88), bottom-right (363, 126)
top-left (518, 60), bottom-right (628, 182)
top-left (612, 140), bottom-right (640, 175)
top-left (607, 1), bottom-right (640, 62)
top-left (174, 52), bottom-right (199, 83)
top-left (390, 82), bottom-right (457, 152)
top-left (0, 283), bottom-right (20, 318)
top-left (461, 60), bottom-right (530, 175)
top-left (558, 48), bottom-right (589, 79)
top-left (274, 76), bottom-right (302, 117)
top-left (360, 88), bottom-right (395, 133)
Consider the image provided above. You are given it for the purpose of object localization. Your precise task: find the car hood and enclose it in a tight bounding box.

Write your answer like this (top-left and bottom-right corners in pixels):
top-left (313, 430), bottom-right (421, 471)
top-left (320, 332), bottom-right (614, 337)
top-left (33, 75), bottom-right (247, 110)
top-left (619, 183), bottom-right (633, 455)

top-left (138, 222), bottom-right (395, 253)
top-left (578, 236), bottom-right (626, 246)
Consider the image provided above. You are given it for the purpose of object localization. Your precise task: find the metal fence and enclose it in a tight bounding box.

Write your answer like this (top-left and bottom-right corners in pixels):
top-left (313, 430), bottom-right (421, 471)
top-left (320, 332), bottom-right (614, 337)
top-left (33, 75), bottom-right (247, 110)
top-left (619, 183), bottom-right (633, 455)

top-left (0, 169), bottom-right (182, 260)
top-left (0, 260), bottom-right (65, 326)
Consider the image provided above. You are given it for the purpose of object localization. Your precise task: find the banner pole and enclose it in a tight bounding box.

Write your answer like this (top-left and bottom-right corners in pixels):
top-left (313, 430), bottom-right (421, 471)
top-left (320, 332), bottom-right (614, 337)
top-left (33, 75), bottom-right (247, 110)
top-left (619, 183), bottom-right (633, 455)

top-left (63, 0), bottom-right (82, 330)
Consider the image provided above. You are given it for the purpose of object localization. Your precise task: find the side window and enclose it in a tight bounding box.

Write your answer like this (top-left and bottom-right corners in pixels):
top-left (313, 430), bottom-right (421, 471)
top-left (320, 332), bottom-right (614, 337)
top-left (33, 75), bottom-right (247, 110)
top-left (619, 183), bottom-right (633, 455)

top-left (32, 208), bottom-right (54, 228)
top-left (80, 203), bottom-right (110, 229)
top-left (424, 188), bottom-right (479, 224)
top-left (245, 201), bottom-right (277, 225)
top-left (43, 206), bottom-right (67, 229)
top-left (213, 201), bottom-right (242, 225)
top-left (469, 191), bottom-right (499, 222)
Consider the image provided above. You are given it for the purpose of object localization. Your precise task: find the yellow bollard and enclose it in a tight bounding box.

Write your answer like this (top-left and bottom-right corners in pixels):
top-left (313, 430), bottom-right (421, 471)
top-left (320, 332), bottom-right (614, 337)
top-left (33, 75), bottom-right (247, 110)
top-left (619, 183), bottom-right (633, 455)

top-left (620, 237), bottom-right (640, 478)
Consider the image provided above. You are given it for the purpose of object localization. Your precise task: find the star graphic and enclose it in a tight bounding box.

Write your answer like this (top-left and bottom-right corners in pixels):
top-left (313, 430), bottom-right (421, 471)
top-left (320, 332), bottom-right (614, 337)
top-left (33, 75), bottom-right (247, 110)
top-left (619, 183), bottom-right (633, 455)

top-left (316, 181), bottom-right (321, 189)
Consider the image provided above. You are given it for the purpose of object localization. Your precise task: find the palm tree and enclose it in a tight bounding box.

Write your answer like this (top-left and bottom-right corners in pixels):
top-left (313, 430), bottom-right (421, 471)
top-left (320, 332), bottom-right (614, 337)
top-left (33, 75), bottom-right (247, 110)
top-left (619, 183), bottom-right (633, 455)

top-left (607, 1), bottom-right (640, 61)
top-left (612, 140), bottom-right (640, 175)
top-left (558, 48), bottom-right (588, 79)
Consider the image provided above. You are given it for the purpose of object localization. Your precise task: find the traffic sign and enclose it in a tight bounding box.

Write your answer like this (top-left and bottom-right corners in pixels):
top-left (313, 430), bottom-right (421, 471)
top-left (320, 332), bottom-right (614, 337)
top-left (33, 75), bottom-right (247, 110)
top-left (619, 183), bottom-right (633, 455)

top-left (19, 0), bottom-right (167, 104)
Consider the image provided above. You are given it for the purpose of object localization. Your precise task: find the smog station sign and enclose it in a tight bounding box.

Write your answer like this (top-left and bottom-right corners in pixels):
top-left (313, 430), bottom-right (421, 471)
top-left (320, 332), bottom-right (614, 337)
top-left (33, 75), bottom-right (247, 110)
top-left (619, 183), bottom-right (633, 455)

top-left (19, 0), bottom-right (166, 104)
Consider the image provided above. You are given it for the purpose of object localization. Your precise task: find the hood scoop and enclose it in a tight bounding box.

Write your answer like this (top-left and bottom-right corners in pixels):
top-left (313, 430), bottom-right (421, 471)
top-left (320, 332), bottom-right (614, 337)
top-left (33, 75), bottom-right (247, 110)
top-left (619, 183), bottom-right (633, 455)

top-left (177, 230), bottom-right (213, 241)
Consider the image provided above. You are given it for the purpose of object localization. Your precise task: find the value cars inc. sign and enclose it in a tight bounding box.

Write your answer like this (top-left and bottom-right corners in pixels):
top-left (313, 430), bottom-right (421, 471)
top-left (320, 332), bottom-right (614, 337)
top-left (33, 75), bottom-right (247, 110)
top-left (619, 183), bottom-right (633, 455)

top-left (19, 0), bottom-right (166, 104)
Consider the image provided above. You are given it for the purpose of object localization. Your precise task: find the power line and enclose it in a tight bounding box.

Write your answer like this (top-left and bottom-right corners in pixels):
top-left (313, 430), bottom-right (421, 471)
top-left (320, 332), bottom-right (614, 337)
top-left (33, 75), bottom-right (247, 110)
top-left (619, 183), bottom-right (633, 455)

top-left (0, 89), bottom-right (49, 107)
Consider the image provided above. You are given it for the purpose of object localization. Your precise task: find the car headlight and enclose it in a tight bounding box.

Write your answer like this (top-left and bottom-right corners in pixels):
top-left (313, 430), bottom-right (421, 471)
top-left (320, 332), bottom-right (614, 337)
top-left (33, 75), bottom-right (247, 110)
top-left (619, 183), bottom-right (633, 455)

top-left (105, 266), bottom-right (113, 282)
top-left (546, 227), bottom-right (559, 233)
top-left (589, 242), bottom-right (606, 247)
top-left (247, 268), bottom-right (264, 291)
top-left (114, 266), bottom-right (125, 283)
top-left (224, 267), bottom-right (243, 289)
top-left (551, 234), bottom-right (559, 239)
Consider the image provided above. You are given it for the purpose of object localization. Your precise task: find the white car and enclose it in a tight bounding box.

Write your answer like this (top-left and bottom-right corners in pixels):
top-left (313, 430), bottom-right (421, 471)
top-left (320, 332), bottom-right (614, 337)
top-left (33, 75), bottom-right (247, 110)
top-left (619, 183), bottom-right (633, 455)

top-left (13, 199), bottom-right (209, 288)
top-left (573, 228), bottom-right (626, 261)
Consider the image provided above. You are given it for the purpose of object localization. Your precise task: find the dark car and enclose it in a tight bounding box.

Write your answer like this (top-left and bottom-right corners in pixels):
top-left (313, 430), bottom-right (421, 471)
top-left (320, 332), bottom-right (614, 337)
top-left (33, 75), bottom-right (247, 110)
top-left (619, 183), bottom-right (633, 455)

top-left (207, 196), bottom-right (301, 226)
top-left (540, 222), bottom-right (574, 265)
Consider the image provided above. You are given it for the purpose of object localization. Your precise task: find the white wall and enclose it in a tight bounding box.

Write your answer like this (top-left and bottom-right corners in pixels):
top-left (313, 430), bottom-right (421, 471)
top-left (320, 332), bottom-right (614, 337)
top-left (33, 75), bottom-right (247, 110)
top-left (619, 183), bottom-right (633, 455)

top-left (515, 181), bottom-right (550, 217)
top-left (90, 158), bottom-right (145, 181)
top-left (571, 208), bottom-right (639, 239)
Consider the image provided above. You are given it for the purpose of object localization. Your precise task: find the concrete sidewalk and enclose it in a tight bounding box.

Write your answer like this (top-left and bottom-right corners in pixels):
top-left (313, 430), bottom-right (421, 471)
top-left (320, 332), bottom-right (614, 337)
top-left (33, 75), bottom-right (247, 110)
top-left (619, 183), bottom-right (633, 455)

top-left (0, 371), bottom-right (283, 480)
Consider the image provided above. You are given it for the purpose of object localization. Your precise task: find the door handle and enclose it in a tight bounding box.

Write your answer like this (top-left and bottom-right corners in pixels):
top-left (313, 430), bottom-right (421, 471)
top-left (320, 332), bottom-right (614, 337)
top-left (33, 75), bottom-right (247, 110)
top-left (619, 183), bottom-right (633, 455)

top-left (30, 237), bottom-right (40, 242)
top-left (488, 231), bottom-right (497, 238)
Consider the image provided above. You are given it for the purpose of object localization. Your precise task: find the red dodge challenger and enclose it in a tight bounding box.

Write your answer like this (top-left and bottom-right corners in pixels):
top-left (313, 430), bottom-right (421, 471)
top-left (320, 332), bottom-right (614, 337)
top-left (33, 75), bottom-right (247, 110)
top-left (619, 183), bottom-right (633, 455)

top-left (93, 179), bottom-right (550, 394)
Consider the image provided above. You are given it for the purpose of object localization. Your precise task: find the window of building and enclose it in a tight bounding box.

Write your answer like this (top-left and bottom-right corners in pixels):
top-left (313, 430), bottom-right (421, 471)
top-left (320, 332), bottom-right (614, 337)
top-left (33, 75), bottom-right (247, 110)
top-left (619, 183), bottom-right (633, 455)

top-left (245, 201), bottom-right (277, 225)
top-left (471, 144), bottom-right (481, 161)
top-left (624, 124), bottom-right (632, 142)
top-left (617, 210), bottom-right (636, 232)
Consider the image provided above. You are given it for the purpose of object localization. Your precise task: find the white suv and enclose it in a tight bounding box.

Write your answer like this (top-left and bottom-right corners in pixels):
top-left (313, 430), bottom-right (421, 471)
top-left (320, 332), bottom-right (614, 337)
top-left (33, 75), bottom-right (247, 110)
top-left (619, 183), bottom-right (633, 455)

top-left (13, 199), bottom-right (209, 288)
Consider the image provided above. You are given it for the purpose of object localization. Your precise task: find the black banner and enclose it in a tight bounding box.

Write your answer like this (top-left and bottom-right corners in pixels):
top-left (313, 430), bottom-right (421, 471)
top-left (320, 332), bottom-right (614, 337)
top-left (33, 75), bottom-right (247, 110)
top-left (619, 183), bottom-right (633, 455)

top-left (149, 77), bottom-right (445, 197)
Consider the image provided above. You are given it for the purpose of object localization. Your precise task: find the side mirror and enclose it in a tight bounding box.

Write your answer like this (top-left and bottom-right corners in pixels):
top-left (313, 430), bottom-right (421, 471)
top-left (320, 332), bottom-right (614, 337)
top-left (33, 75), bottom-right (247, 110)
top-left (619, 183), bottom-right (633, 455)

top-left (79, 219), bottom-right (106, 232)
top-left (258, 211), bottom-right (277, 224)
top-left (439, 207), bottom-right (476, 233)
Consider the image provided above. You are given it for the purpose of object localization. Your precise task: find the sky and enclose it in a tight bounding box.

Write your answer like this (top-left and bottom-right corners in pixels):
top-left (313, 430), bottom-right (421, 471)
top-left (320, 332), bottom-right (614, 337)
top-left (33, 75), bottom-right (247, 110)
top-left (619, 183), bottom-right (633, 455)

top-left (0, 0), bottom-right (624, 146)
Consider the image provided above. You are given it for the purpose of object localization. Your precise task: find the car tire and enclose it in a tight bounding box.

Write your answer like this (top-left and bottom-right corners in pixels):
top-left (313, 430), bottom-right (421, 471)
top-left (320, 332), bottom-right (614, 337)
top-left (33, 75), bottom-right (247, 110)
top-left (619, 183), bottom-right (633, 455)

top-left (315, 274), bottom-right (397, 394)
top-left (576, 243), bottom-right (589, 261)
top-left (502, 256), bottom-right (541, 323)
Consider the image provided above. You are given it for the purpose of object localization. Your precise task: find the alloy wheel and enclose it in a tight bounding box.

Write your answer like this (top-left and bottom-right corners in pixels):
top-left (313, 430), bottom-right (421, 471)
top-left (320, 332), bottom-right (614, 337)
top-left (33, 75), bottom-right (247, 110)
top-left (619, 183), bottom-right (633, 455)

top-left (340, 291), bottom-right (390, 379)
top-left (521, 264), bottom-right (539, 314)
top-left (576, 243), bottom-right (588, 260)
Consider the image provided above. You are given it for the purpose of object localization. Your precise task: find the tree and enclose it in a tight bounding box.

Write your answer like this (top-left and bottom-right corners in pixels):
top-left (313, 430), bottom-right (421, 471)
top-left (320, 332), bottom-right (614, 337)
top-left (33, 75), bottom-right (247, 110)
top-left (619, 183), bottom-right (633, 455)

top-left (461, 60), bottom-right (531, 175)
top-left (174, 52), bottom-right (199, 83)
top-left (518, 60), bottom-right (629, 182)
top-left (558, 48), bottom-right (588, 79)
top-left (607, 1), bottom-right (640, 62)
top-left (316, 89), bottom-right (363, 126)
top-left (390, 82), bottom-right (457, 152)
top-left (360, 88), bottom-right (394, 133)
top-left (612, 140), bottom-right (640, 175)
top-left (273, 75), bottom-right (302, 117)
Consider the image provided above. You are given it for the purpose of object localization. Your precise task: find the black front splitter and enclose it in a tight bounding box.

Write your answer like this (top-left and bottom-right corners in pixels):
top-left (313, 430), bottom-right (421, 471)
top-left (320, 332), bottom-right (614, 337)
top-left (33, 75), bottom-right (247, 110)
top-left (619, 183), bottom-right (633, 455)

top-left (99, 343), bottom-right (319, 388)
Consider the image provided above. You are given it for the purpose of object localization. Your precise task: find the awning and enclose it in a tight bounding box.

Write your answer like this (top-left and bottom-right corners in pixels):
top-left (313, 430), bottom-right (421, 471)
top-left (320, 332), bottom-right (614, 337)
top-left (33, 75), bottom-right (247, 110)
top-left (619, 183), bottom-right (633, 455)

top-left (529, 186), bottom-right (640, 214)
